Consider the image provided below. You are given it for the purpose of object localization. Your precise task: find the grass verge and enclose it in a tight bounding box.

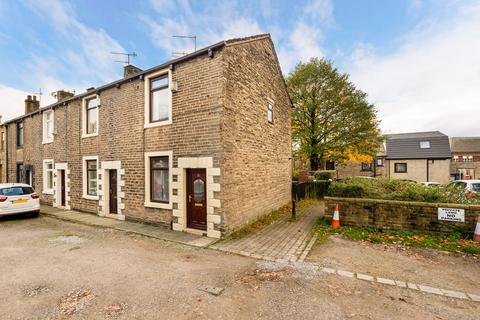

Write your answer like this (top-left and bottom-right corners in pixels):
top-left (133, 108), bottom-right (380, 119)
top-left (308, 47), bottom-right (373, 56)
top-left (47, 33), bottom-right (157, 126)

top-left (312, 217), bottom-right (480, 255)
top-left (225, 199), bottom-right (323, 240)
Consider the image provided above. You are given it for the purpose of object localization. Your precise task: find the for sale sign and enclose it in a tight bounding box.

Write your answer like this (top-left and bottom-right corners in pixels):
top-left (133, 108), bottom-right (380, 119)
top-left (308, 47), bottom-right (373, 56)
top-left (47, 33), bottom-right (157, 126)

top-left (438, 208), bottom-right (465, 222)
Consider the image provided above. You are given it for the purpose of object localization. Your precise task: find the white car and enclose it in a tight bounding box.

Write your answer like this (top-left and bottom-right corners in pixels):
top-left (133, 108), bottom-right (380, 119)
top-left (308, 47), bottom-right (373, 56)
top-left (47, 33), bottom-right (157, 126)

top-left (449, 180), bottom-right (480, 193)
top-left (0, 183), bottom-right (40, 218)
top-left (421, 182), bottom-right (441, 187)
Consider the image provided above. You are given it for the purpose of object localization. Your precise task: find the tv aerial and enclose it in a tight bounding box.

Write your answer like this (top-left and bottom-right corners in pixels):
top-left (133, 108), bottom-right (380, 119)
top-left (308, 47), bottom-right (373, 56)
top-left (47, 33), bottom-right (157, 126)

top-left (172, 35), bottom-right (197, 57)
top-left (111, 51), bottom-right (137, 65)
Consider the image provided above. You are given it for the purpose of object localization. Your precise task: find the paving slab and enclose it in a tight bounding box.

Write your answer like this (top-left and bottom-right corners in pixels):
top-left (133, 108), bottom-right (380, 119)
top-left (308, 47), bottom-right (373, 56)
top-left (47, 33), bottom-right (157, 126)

top-left (40, 205), bottom-right (215, 248)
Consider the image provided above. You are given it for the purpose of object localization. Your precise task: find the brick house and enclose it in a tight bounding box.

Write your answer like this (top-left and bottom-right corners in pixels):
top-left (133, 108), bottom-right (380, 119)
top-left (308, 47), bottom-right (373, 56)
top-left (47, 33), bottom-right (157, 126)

top-left (0, 34), bottom-right (292, 238)
top-left (335, 131), bottom-right (451, 183)
top-left (450, 137), bottom-right (480, 180)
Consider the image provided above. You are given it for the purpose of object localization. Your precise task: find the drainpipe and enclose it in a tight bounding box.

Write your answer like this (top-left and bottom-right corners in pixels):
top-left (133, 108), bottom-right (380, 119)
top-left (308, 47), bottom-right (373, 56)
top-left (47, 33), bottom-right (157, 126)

top-left (5, 125), bottom-right (8, 183)
top-left (426, 159), bottom-right (430, 182)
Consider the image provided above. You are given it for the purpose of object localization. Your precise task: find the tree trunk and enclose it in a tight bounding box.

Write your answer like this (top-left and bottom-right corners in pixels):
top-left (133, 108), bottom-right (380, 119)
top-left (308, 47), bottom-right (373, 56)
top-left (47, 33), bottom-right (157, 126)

top-left (310, 153), bottom-right (319, 171)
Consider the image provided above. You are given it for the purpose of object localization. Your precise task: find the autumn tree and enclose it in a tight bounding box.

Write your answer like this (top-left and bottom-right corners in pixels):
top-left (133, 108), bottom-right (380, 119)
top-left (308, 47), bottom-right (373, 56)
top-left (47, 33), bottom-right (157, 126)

top-left (287, 58), bottom-right (382, 171)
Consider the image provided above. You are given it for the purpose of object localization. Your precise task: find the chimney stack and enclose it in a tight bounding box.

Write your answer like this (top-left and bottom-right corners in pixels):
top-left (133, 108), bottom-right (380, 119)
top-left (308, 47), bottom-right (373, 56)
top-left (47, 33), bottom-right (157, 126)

top-left (54, 90), bottom-right (74, 102)
top-left (24, 95), bottom-right (40, 114)
top-left (124, 64), bottom-right (142, 77)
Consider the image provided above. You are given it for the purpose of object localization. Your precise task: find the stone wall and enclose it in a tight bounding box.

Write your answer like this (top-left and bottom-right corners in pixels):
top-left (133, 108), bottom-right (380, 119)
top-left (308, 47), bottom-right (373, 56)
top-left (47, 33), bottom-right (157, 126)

top-left (221, 36), bottom-right (292, 233)
top-left (325, 196), bottom-right (479, 234)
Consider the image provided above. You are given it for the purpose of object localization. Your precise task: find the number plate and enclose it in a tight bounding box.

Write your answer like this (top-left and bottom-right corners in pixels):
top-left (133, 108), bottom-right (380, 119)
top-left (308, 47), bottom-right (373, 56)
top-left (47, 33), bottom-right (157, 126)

top-left (13, 199), bottom-right (28, 204)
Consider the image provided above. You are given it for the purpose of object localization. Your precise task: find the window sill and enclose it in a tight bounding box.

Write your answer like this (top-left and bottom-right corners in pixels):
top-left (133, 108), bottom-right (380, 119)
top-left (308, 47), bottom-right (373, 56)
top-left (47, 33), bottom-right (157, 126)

top-left (144, 119), bottom-right (172, 129)
top-left (83, 195), bottom-right (99, 201)
top-left (144, 201), bottom-right (171, 209)
top-left (42, 140), bottom-right (53, 145)
top-left (42, 189), bottom-right (54, 195)
top-left (81, 132), bottom-right (99, 139)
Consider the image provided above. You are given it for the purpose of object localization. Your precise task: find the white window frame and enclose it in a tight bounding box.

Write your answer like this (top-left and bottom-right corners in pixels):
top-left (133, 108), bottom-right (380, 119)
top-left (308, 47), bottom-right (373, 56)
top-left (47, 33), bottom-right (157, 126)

top-left (42, 109), bottom-right (54, 144)
top-left (419, 141), bottom-right (430, 149)
top-left (453, 155), bottom-right (458, 162)
top-left (82, 155), bottom-right (99, 200)
top-left (144, 69), bottom-right (173, 128)
top-left (144, 151), bottom-right (173, 209)
top-left (82, 94), bottom-right (100, 138)
top-left (43, 159), bottom-right (54, 194)
top-left (267, 99), bottom-right (274, 123)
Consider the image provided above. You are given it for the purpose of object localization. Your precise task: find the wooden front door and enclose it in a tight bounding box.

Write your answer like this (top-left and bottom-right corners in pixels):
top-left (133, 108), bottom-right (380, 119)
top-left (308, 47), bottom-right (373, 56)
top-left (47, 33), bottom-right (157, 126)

top-left (109, 170), bottom-right (118, 214)
top-left (60, 170), bottom-right (66, 207)
top-left (186, 169), bottom-right (207, 230)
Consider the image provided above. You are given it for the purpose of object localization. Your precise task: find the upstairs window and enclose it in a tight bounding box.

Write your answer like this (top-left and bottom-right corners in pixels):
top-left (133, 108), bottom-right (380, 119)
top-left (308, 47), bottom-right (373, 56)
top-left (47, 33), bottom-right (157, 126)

top-left (376, 158), bottom-right (384, 167)
top-left (267, 100), bottom-right (274, 123)
top-left (419, 141), bottom-right (430, 149)
top-left (16, 121), bottom-right (24, 147)
top-left (82, 95), bottom-right (99, 137)
top-left (1, 131), bottom-right (4, 150)
top-left (42, 110), bottom-right (54, 143)
top-left (150, 75), bottom-right (170, 123)
top-left (453, 155), bottom-right (459, 162)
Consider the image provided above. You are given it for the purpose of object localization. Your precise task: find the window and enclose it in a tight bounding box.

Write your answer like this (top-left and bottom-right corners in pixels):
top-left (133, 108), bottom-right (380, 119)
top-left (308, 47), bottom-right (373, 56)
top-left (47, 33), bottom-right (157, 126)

top-left (16, 163), bottom-right (24, 183)
top-left (82, 156), bottom-right (99, 199)
top-left (394, 163), bottom-right (407, 173)
top-left (43, 160), bottom-right (54, 194)
top-left (150, 156), bottom-right (169, 203)
top-left (419, 141), bottom-right (430, 149)
top-left (86, 160), bottom-right (97, 196)
top-left (86, 97), bottom-right (99, 135)
top-left (82, 95), bottom-right (99, 137)
top-left (1, 131), bottom-right (4, 150)
top-left (463, 155), bottom-right (473, 163)
top-left (376, 158), bottom-right (384, 167)
top-left (453, 155), bottom-right (459, 162)
top-left (16, 121), bottom-right (23, 147)
top-left (0, 186), bottom-right (34, 196)
top-left (267, 100), bottom-right (274, 123)
top-left (42, 110), bottom-right (54, 143)
top-left (150, 75), bottom-right (170, 123)
top-left (144, 151), bottom-right (172, 209)
top-left (361, 162), bottom-right (372, 171)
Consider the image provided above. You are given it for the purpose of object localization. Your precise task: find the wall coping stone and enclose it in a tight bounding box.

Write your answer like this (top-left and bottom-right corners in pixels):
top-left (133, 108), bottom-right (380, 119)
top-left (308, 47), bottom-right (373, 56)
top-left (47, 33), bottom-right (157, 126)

top-left (324, 196), bottom-right (480, 210)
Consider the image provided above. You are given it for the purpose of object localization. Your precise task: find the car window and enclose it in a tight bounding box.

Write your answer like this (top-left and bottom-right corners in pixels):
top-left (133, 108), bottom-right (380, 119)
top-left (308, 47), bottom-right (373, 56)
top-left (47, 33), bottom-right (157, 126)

top-left (451, 182), bottom-right (467, 189)
top-left (471, 183), bottom-right (480, 192)
top-left (0, 186), bottom-right (34, 196)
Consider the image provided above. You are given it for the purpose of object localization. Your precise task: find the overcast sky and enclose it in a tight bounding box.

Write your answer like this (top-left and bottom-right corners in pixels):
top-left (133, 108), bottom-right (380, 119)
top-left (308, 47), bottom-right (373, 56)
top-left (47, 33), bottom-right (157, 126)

top-left (0, 0), bottom-right (478, 136)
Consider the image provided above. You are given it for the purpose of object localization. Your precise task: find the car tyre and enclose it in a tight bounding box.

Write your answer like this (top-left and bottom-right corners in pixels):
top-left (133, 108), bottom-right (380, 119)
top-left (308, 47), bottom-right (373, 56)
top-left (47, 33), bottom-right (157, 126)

top-left (31, 211), bottom-right (40, 218)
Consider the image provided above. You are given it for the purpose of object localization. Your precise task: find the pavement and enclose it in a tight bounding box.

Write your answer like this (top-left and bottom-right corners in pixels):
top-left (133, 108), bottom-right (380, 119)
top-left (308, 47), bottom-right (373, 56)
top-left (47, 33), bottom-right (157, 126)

top-left (40, 205), bottom-right (217, 248)
top-left (210, 204), bottom-right (322, 262)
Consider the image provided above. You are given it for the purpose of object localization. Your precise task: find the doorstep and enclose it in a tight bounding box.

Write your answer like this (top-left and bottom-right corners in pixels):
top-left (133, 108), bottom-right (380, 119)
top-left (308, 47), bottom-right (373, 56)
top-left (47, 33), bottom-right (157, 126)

top-left (40, 205), bottom-right (218, 248)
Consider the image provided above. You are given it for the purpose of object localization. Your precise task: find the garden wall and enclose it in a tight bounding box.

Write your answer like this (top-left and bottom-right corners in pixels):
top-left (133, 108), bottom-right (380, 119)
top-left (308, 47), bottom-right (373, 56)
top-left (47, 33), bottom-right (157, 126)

top-left (325, 196), bottom-right (480, 234)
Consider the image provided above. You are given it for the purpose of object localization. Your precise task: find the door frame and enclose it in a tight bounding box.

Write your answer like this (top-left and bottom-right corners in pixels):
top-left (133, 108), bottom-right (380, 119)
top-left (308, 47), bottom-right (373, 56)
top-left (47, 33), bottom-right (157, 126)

top-left (99, 161), bottom-right (125, 220)
top-left (53, 163), bottom-right (70, 209)
top-left (171, 157), bottom-right (222, 238)
top-left (186, 168), bottom-right (207, 231)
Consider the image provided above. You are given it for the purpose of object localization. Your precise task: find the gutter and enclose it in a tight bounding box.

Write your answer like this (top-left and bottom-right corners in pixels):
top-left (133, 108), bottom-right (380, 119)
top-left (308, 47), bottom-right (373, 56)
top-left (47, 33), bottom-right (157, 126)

top-left (3, 40), bottom-right (227, 126)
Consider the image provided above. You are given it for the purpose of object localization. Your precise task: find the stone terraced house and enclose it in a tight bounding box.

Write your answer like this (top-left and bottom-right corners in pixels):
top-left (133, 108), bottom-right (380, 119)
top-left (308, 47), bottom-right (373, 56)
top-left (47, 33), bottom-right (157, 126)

top-left (0, 34), bottom-right (292, 238)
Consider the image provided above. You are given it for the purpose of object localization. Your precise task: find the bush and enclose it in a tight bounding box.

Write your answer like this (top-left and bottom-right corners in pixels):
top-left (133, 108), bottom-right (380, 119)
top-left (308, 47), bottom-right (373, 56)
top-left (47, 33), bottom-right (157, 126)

top-left (327, 177), bottom-right (474, 204)
top-left (314, 171), bottom-right (334, 181)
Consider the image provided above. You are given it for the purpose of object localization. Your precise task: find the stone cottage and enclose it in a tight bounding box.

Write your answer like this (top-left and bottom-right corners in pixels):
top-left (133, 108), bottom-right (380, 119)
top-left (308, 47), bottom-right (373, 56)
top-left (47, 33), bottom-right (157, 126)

top-left (0, 34), bottom-right (292, 238)
top-left (450, 137), bottom-right (480, 180)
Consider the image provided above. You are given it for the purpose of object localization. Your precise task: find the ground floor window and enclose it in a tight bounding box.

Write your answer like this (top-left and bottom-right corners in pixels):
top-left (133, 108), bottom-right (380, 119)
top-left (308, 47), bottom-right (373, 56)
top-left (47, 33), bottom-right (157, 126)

top-left (43, 160), bottom-right (54, 193)
top-left (150, 156), bottom-right (169, 203)
top-left (394, 163), bottom-right (407, 173)
top-left (82, 156), bottom-right (99, 199)
top-left (16, 163), bottom-right (24, 183)
top-left (361, 162), bottom-right (372, 171)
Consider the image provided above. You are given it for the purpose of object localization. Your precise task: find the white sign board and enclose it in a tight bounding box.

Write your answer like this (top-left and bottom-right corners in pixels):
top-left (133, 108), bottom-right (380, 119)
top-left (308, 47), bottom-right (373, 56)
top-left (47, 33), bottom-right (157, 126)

top-left (438, 208), bottom-right (465, 222)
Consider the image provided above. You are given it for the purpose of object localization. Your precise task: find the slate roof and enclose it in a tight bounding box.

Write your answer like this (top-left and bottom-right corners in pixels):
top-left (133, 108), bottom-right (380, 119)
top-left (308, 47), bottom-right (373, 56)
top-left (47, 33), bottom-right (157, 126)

top-left (449, 137), bottom-right (480, 153)
top-left (3, 33), bottom-right (278, 125)
top-left (384, 131), bottom-right (451, 159)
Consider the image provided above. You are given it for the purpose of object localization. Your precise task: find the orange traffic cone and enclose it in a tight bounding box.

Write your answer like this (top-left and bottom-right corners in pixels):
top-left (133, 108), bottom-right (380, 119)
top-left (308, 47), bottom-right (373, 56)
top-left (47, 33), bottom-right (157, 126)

top-left (474, 214), bottom-right (480, 242)
top-left (331, 204), bottom-right (340, 228)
